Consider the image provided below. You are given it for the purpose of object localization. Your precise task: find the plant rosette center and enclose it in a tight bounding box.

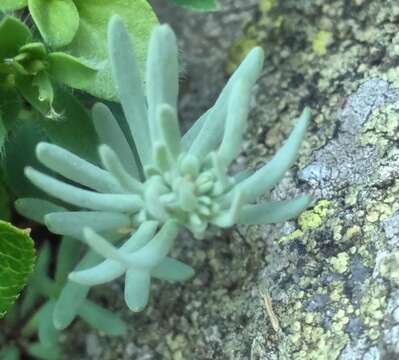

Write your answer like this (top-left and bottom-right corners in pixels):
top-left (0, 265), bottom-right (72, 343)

top-left (140, 151), bottom-right (236, 238)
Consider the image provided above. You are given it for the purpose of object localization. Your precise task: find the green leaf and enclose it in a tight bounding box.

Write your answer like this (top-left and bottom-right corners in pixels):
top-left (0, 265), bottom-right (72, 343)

top-left (17, 81), bottom-right (99, 161)
top-left (0, 89), bottom-right (22, 129)
top-left (0, 176), bottom-right (11, 220)
top-left (0, 346), bottom-right (20, 360)
top-left (0, 16), bottom-right (32, 59)
top-left (3, 121), bottom-right (46, 198)
top-left (64, 0), bottom-right (158, 100)
top-left (0, 221), bottom-right (35, 318)
top-left (0, 0), bottom-right (27, 12)
top-left (0, 115), bottom-right (6, 154)
top-left (28, 0), bottom-right (79, 48)
top-left (48, 52), bottom-right (97, 90)
top-left (165, 0), bottom-right (220, 11)
top-left (32, 72), bottom-right (54, 107)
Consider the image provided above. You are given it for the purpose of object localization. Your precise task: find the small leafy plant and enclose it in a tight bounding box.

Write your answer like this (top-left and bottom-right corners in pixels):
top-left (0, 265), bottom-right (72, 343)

top-left (18, 15), bottom-right (311, 317)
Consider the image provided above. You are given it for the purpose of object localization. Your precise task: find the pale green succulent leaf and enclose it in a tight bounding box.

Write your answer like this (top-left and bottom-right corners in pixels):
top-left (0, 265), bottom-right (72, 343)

top-left (186, 47), bottom-right (264, 157)
top-left (236, 107), bottom-right (311, 204)
top-left (15, 198), bottom-right (65, 225)
top-left (146, 25), bottom-right (179, 144)
top-left (35, 142), bottom-right (122, 193)
top-left (28, 0), bottom-right (79, 48)
top-left (0, 221), bottom-right (35, 318)
top-left (25, 167), bottom-right (143, 212)
top-left (124, 269), bottom-right (150, 312)
top-left (98, 144), bottom-right (143, 194)
top-left (55, 237), bottom-right (81, 286)
top-left (151, 257), bottom-right (195, 282)
top-left (158, 104), bottom-right (181, 160)
top-left (237, 195), bottom-right (312, 225)
top-left (27, 342), bottom-right (60, 360)
top-left (108, 15), bottom-right (151, 166)
top-left (78, 299), bottom-right (127, 336)
top-left (37, 300), bottom-right (59, 347)
top-left (53, 251), bottom-right (100, 330)
top-left (92, 103), bottom-right (141, 179)
top-left (45, 211), bottom-right (131, 240)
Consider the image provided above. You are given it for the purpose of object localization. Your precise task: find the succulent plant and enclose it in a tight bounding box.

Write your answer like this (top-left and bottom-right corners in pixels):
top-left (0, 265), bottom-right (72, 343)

top-left (17, 16), bottom-right (311, 314)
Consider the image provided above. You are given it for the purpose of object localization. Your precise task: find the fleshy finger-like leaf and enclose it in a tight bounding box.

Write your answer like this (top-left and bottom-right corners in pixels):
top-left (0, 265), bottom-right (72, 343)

top-left (151, 257), bottom-right (195, 282)
top-left (235, 108), bottom-right (311, 204)
top-left (185, 47), bottom-right (264, 156)
top-left (25, 167), bottom-right (143, 212)
top-left (37, 300), bottom-right (59, 347)
top-left (28, 0), bottom-right (79, 48)
top-left (124, 268), bottom-right (150, 312)
top-left (146, 25), bottom-right (179, 144)
top-left (35, 142), bottom-right (122, 193)
top-left (45, 211), bottom-right (131, 240)
top-left (92, 103), bottom-right (140, 179)
top-left (78, 299), bottom-right (127, 336)
top-left (98, 145), bottom-right (143, 194)
top-left (237, 195), bottom-right (312, 225)
top-left (15, 198), bottom-right (65, 225)
top-left (217, 79), bottom-right (251, 168)
top-left (53, 251), bottom-right (100, 330)
top-left (108, 15), bottom-right (151, 166)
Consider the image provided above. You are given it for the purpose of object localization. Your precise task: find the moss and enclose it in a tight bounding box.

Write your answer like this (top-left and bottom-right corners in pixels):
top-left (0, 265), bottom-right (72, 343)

top-left (312, 31), bottom-right (333, 55)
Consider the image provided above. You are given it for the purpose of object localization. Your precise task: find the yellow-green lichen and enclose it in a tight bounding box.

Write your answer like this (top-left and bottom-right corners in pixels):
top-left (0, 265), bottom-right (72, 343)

top-left (359, 281), bottom-right (387, 341)
top-left (298, 200), bottom-right (331, 231)
top-left (312, 31), bottom-right (333, 55)
top-left (378, 251), bottom-right (399, 286)
top-left (329, 252), bottom-right (350, 274)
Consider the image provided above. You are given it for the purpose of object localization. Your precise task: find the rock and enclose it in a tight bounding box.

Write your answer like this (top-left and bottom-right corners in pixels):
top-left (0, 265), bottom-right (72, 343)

top-left (63, 0), bottom-right (399, 358)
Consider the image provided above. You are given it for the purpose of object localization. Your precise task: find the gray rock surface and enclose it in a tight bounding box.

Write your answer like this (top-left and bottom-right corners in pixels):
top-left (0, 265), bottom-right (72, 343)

top-left (62, 0), bottom-right (399, 359)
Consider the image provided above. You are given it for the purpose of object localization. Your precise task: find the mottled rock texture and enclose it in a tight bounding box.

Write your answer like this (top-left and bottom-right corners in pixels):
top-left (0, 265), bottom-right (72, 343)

top-left (63, 0), bottom-right (399, 359)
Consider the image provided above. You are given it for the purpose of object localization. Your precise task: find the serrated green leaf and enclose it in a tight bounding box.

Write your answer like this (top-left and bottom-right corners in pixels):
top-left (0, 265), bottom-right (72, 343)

top-left (0, 16), bottom-right (32, 59)
top-left (0, 0), bottom-right (27, 12)
top-left (0, 221), bottom-right (35, 318)
top-left (165, 0), bottom-right (220, 11)
top-left (64, 0), bottom-right (158, 100)
top-left (48, 52), bottom-right (97, 90)
top-left (28, 0), bottom-right (79, 48)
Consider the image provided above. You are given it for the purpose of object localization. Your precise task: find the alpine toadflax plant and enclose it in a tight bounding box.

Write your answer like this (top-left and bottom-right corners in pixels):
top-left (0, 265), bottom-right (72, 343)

top-left (17, 16), bottom-right (311, 313)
